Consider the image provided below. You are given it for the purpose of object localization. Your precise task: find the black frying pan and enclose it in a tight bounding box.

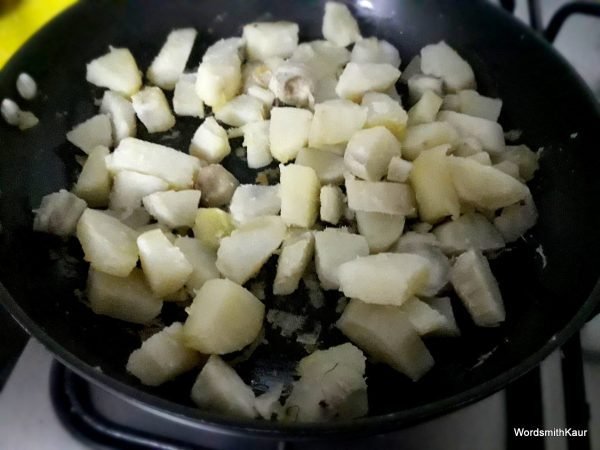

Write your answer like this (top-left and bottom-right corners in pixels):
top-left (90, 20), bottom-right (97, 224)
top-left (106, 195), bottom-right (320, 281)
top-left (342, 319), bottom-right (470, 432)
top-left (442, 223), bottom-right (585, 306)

top-left (1, 0), bottom-right (599, 441)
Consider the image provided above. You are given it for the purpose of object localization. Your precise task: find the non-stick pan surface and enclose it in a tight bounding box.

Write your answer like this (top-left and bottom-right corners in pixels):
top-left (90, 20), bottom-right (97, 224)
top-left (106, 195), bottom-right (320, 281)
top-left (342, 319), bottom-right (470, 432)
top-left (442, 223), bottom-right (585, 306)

top-left (1, 0), bottom-right (599, 438)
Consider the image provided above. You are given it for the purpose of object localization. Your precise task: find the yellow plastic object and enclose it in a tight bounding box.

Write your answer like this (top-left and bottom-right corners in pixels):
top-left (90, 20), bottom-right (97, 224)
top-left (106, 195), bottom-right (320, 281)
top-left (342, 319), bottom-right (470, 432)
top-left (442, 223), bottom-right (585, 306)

top-left (0, 0), bottom-right (76, 68)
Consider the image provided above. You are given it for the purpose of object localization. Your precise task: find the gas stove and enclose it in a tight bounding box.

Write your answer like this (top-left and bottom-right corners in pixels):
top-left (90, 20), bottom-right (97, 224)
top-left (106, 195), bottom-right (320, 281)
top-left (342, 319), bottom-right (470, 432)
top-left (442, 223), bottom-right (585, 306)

top-left (1, 1), bottom-right (599, 449)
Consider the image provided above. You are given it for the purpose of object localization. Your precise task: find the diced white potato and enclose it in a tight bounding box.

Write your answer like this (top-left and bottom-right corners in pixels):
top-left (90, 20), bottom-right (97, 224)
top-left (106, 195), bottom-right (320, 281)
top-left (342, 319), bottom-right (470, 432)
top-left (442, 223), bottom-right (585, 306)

top-left (493, 197), bottom-right (538, 243)
top-left (16, 73), bottom-right (37, 100)
top-left (402, 121), bottom-right (458, 161)
top-left (142, 190), bottom-right (201, 228)
top-left (420, 41), bottom-right (476, 92)
top-left (283, 343), bottom-right (367, 422)
top-left (280, 164), bottom-right (320, 228)
top-left (189, 117), bottom-right (231, 164)
top-left (196, 57), bottom-right (242, 109)
top-left (337, 299), bottom-right (434, 381)
top-left (395, 242), bottom-right (450, 296)
top-left (448, 156), bottom-right (530, 210)
top-left (336, 63), bottom-right (401, 102)
top-left (195, 164), bottom-right (238, 207)
top-left (137, 229), bottom-right (193, 297)
top-left (450, 249), bottom-right (505, 326)
top-left (407, 74), bottom-right (443, 105)
top-left (147, 28), bottom-right (197, 90)
top-left (242, 61), bottom-right (273, 92)
top-left (247, 85), bottom-right (275, 109)
top-left (203, 37), bottom-right (245, 62)
top-left (191, 355), bottom-right (256, 418)
top-left (107, 138), bottom-right (199, 189)
top-left (338, 253), bottom-right (430, 306)
top-left (438, 111), bottom-right (504, 154)
top-left (87, 267), bottom-right (161, 324)
top-left (308, 99), bottom-right (367, 147)
top-left (229, 184), bottom-right (281, 224)
top-left (120, 208), bottom-right (153, 230)
top-left (494, 144), bottom-right (539, 181)
top-left (409, 145), bottom-right (459, 223)
top-left (269, 107), bottom-right (313, 162)
top-left (127, 323), bottom-right (202, 386)
top-left (109, 170), bottom-right (168, 215)
top-left (33, 189), bottom-right (87, 236)
top-left (184, 279), bottom-right (265, 354)
top-left (399, 55), bottom-right (422, 83)
top-left (255, 384), bottom-right (283, 420)
top-left (173, 74), bottom-right (204, 117)
top-left (273, 231), bottom-right (315, 295)
top-left (131, 86), bottom-right (175, 133)
top-left (468, 152), bottom-right (492, 166)
top-left (425, 297), bottom-right (460, 336)
top-left (452, 136), bottom-right (483, 157)
top-left (73, 146), bottom-right (111, 207)
top-left (290, 40), bottom-right (350, 79)
top-left (493, 160), bottom-right (521, 179)
top-left (66, 114), bottom-right (112, 154)
top-left (216, 216), bottom-right (286, 284)
top-left (356, 211), bottom-right (404, 253)
top-left (214, 94), bottom-right (264, 127)
top-left (350, 37), bottom-right (400, 67)
top-left (13, 109), bottom-right (38, 130)
top-left (400, 297), bottom-right (450, 336)
top-left (86, 47), bottom-right (142, 96)
top-left (193, 208), bottom-right (235, 250)
top-left (77, 209), bottom-right (138, 276)
top-left (387, 156), bottom-right (413, 183)
top-left (268, 61), bottom-right (316, 108)
top-left (322, 2), bottom-right (361, 47)
top-left (344, 126), bottom-right (401, 181)
top-left (100, 91), bottom-right (137, 142)
top-left (295, 148), bottom-right (344, 185)
top-left (457, 90), bottom-right (502, 121)
top-left (433, 212), bottom-right (504, 254)
top-left (242, 120), bottom-right (272, 169)
top-left (346, 178), bottom-right (416, 216)
top-left (408, 90), bottom-right (443, 125)
top-left (392, 230), bottom-right (440, 251)
top-left (174, 236), bottom-right (220, 291)
top-left (320, 185), bottom-right (345, 225)
top-left (314, 229), bottom-right (369, 290)
top-left (361, 92), bottom-right (408, 139)
top-left (243, 22), bottom-right (299, 61)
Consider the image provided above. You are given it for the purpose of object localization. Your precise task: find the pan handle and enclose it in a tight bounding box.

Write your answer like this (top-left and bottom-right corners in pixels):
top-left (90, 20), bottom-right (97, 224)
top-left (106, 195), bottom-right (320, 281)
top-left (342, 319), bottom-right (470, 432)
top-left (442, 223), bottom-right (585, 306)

top-left (544, 2), bottom-right (600, 43)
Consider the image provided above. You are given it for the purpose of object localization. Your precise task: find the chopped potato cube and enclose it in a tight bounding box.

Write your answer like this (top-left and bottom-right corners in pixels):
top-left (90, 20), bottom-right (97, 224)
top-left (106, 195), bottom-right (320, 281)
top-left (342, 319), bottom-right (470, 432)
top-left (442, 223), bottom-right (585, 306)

top-left (190, 355), bottom-right (256, 418)
top-left (132, 86), bottom-right (175, 133)
top-left (494, 197), bottom-right (538, 243)
top-left (314, 229), bottom-right (369, 290)
top-left (467, 152), bottom-right (492, 166)
top-left (215, 94), bottom-right (265, 127)
top-left (438, 111), bottom-right (504, 154)
top-left (320, 185), bottom-right (345, 225)
top-left (87, 267), bottom-right (161, 324)
top-left (450, 249), bottom-right (505, 327)
top-left (408, 89), bottom-right (443, 125)
top-left (407, 74), bottom-right (443, 105)
top-left (274, 231), bottom-right (315, 295)
top-left (457, 90), bottom-right (502, 122)
top-left (425, 297), bottom-right (460, 336)
top-left (344, 126), bottom-right (401, 181)
top-left (147, 28), bottom-right (197, 90)
top-left (216, 216), bottom-right (286, 284)
top-left (173, 74), bottom-right (204, 118)
top-left (77, 209), bottom-right (138, 276)
top-left (142, 190), bottom-right (201, 228)
top-left (195, 164), bottom-right (238, 207)
top-left (322, 2), bottom-right (361, 47)
top-left (184, 279), bottom-right (265, 354)
top-left (34, 189), bottom-right (87, 237)
top-left (308, 99), bottom-right (367, 147)
top-left (420, 41), bottom-right (475, 92)
top-left (355, 211), bottom-right (405, 253)
top-left (126, 323), bottom-right (202, 386)
top-left (402, 121), bottom-right (459, 161)
top-left (243, 22), bottom-right (299, 61)
top-left (137, 229), bottom-right (193, 298)
top-left (109, 170), bottom-right (168, 215)
top-left (387, 156), bottom-right (413, 183)
top-left (337, 299), bottom-right (434, 381)
top-left (189, 117), bottom-right (231, 164)
top-left (346, 178), bottom-right (416, 216)
top-left (73, 145), bottom-right (112, 207)
top-left (361, 92), bottom-right (408, 139)
top-left (66, 114), bottom-right (112, 154)
top-left (400, 297), bottom-right (450, 336)
top-left (195, 57), bottom-right (242, 109)
top-left (351, 37), bottom-right (400, 67)
top-left (229, 184), bottom-right (281, 224)
top-left (295, 148), bottom-right (344, 185)
top-left (280, 164), bottom-right (320, 228)
top-left (100, 91), bottom-right (137, 142)
top-left (269, 107), bottom-right (313, 162)
top-left (86, 47), bottom-right (142, 96)
top-left (433, 212), bottom-right (504, 254)
top-left (174, 236), bottom-right (220, 292)
top-left (494, 144), bottom-right (539, 181)
top-left (338, 253), bottom-right (430, 306)
top-left (243, 120), bottom-right (272, 169)
top-left (193, 208), bottom-right (235, 250)
top-left (335, 63), bottom-right (401, 102)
